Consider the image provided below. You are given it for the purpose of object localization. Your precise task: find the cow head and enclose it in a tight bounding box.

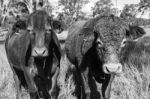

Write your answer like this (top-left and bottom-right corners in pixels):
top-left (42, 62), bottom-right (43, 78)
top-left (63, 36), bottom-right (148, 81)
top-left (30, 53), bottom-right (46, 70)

top-left (27, 10), bottom-right (60, 57)
top-left (81, 15), bottom-right (145, 74)
top-left (24, 10), bottom-right (61, 98)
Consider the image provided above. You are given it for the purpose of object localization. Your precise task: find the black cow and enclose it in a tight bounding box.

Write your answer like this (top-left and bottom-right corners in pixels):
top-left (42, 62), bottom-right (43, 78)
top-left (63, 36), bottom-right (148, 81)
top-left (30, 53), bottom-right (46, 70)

top-left (120, 36), bottom-right (150, 71)
top-left (65, 15), bottom-right (146, 99)
top-left (5, 10), bottom-right (61, 99)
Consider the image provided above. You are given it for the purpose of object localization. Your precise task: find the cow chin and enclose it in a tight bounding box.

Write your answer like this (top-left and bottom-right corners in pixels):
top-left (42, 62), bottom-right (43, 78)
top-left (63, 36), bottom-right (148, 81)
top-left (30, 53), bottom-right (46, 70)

top-left (103, 63), bottom-right (122, 74)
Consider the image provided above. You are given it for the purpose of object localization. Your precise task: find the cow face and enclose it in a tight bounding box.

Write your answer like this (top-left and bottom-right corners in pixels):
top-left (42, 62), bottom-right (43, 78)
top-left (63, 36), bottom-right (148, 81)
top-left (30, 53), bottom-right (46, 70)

top-left (94, 28), bottom-right (124, 74)
top-left (81, 16), bottom-right (145, 74)
top-left (27, 11), bottom-right (52, 57)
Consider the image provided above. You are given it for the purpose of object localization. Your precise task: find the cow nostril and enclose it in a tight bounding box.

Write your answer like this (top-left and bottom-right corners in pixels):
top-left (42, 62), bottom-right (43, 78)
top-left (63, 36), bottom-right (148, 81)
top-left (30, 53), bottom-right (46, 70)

top-left (106, 67), bottom-right (110, 73)
top-left (117, 65), bottom-right (122, 73)
top-left (42, 50), bottom-right (46, 54)
top-left (33, 47), bottom-right (48, 56)
top-left (117, 65), bottom-right (121, 70)
top-left (34, 49), bottom-right (38, 54)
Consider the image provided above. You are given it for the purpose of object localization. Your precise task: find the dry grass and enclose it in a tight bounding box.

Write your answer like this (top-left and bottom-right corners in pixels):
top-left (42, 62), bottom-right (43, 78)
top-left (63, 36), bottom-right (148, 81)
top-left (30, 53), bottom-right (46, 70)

top-left (0, 44), bottom-right (29, 99)
top-left (58, 55), bottom-right (76, 99)
top-left (0, 44), bottom-right (16, 99)
top-left (0, 42), bottom-right (150, 99)
top-left (58, 57), bottom-right (150, 99)
top-left (111, 64), bottom-right (150, 99)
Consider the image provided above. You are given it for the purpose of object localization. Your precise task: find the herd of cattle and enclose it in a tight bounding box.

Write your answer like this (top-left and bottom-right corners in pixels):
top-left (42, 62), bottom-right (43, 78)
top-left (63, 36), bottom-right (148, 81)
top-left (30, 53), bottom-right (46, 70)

top-left (3, 9), bottom-right (150, 99)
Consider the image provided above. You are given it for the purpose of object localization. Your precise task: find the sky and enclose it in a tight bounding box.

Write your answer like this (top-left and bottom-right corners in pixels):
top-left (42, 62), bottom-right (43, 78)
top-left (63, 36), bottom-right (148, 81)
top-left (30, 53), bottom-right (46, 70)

top-left (48, 0), bottom-right (150, 19)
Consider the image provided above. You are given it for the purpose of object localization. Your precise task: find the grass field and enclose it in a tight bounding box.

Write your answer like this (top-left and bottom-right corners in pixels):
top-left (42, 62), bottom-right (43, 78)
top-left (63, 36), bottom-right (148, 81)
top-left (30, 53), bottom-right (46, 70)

top-left (0, 27), bottom-right (150, 99)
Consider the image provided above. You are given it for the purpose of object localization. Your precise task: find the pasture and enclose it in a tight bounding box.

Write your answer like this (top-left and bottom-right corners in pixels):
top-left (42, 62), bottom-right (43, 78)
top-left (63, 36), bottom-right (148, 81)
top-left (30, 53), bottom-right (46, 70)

top-left (0, 27), bottom-right (150, 99)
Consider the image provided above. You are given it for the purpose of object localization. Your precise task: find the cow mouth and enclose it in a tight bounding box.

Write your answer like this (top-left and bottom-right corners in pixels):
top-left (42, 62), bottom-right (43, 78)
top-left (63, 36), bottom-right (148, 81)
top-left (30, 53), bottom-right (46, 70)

top-left (103, 63), bottom-right (123, 74)
top-left (33, 56), bottom-right (47, 58)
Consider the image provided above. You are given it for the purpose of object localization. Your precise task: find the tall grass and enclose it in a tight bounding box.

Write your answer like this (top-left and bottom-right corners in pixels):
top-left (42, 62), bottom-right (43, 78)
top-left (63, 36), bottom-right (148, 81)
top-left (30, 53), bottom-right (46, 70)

top-left (0, 45), bottom-right (16, 99)
top-left (0, 43), bottom-right (150, 99)
top-left (111, 64), bottom-right (150, 99)
top-left (58, 55), bottom-right (76, 99)
top-left (58, 57), bottom-right (150, 99)
top-left (0, 45), bottom-right (29, 99)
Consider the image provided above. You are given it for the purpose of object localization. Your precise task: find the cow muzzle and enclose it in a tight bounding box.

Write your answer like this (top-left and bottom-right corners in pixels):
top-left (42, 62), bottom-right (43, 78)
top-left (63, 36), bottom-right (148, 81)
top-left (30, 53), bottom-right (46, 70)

top-left (32, 47), bottom-right (48, 57)
top-left (103, 63), bottom-right (122, 74)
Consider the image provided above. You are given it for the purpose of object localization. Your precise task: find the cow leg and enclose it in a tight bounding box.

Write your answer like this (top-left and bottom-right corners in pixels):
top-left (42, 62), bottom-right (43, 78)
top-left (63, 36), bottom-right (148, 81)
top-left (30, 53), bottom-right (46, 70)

top-left (10, 66), bottom-right (22, 99)
top-left (81, 67), bottom-right (91, 99)
top-left (23, 66), bottom-right (37, 93)
top-left (13, 73), bottom-right (21, 99)
top-left (49, 67), bottom-right (59, 99)
top-left (101, 74), bottom-right (115, 99)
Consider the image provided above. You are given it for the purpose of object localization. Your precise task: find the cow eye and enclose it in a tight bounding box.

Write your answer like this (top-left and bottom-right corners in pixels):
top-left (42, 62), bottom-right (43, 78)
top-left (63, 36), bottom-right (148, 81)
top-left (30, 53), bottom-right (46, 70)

top-left (28, 30), bottom-right (34, 34)
top-left (121, 38), bottom-right (127, 47)
top-left (46, 29), bottom-right (51, 34)
top-left (27, 29), bottom-right (35, 36)
top-left (96, 38), bottom-right (103, 48)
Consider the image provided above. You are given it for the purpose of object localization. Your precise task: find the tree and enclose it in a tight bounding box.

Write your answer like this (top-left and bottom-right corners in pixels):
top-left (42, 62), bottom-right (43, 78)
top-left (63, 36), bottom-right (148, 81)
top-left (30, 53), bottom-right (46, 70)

top-left (138, 0), bottom-right (150, 15)
top-left (58, 0), bottom-right (89, 19)
top-left (92, 0), bottom-right (114, 17)
top-left (58, 0), bottom-right (89, 27)
top-left (43, 1), bottom-right (53, 16)
top-left (120, 4), bottom-right (138, 19)
top-left (120, 4), bottom-right (139, 25)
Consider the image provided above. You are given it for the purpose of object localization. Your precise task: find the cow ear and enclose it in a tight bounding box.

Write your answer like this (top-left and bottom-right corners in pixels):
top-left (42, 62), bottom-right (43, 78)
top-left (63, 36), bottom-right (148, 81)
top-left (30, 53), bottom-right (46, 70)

top-left (51, 20), bottom-right (64, 33)
top-left (51, 31), bottom-right (62, 60)
top-left (126, 25), bottom-right (146, 40)
top-left (81, 28), bottom-right (95, 55)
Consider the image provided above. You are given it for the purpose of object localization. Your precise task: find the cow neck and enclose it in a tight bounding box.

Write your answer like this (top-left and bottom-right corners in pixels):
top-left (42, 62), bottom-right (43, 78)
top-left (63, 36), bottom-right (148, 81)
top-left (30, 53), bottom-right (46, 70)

top-left (34, 57), bottom-right (46, 69)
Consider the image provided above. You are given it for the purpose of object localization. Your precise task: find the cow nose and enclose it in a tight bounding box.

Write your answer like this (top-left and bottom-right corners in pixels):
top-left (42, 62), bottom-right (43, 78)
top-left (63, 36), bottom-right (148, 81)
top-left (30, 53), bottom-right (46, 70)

top-left (103, 63), bottom-right (122, 74)
top-left (32, 47), bottom-right (48, 56)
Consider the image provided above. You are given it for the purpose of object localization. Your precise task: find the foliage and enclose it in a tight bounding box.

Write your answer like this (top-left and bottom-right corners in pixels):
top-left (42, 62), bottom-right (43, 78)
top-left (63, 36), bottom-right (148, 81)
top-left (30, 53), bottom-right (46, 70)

top-left (58, 0), bottom-right (89, 17)
top-left (138, 0), bottom-right (150, 15)
top-left (92, 0), bottom-right (114, 17)
top-left (42, 0), bottom-right (53, 16)
top-left (133, 18), bottom-right (150, 26)
top-left (120, 3), bottom-right (150, 26)
top-left (120, 4), bottom-right (139, 19)
top-left (58, 0), bottom-right (89, 27)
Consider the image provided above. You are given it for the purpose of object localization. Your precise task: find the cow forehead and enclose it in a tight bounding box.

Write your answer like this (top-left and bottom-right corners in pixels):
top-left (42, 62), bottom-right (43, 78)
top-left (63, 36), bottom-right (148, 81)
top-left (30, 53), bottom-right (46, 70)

top-left (28, 11), bottom-right (51, 30)
top-left (95, 21), bottom-right (126, 45)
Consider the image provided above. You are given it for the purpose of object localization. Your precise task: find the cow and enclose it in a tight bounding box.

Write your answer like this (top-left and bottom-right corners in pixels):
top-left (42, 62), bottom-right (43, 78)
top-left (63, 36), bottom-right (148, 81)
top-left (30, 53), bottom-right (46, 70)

top-left (65, 15), bottom-right (146, 99)
top-left (120, 36), bottom-right (150, 72)
top-left (5, 10), bottom-right (62, 99)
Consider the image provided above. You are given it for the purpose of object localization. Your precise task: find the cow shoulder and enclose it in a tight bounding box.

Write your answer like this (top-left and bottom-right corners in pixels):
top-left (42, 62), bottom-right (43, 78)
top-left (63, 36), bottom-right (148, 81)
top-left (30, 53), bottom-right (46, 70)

top-left (65, 20), bottom-right (87, 64)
